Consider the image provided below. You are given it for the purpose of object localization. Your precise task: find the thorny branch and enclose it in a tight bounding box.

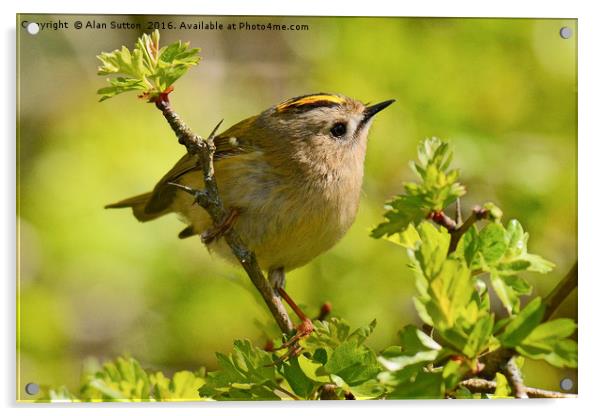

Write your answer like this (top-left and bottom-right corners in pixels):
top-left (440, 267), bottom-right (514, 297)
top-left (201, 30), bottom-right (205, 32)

top-left (153, 94), bottom-right (294, 335)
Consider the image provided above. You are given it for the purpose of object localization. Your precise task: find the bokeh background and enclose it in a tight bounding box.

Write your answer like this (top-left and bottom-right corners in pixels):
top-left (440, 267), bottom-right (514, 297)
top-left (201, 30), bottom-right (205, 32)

top-left (17, 15), bottom-right (577, 398)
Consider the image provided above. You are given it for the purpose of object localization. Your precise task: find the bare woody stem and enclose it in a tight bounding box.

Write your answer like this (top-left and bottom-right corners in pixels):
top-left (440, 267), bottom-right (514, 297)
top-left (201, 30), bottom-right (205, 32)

top-left (503, 356), bottom-right (528, 398)
top-left (459, 378), bottom-right (576, 398)
top-left (153, 96), bottom-right (294, 335)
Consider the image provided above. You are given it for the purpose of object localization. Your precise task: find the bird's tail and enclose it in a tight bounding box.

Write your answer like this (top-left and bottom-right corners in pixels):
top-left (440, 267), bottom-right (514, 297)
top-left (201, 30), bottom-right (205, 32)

top-left (105, 192), bottom-right (167, 222)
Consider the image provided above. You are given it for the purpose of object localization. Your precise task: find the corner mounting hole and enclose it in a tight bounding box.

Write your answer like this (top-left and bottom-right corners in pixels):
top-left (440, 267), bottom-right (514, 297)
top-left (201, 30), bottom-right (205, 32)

top-left (559, 26), bottom-right (572, 39)
top-left (25, 382), bottom-right (39, 395)
top-left (26, 22), bottom-right (40, 35)
top-left (560, 377), bottom-right (574, 391)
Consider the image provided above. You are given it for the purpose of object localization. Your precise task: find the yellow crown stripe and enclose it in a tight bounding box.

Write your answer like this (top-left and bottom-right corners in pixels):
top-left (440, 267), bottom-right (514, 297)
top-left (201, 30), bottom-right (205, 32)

top-left (276, 94), bottom-right (344, 111)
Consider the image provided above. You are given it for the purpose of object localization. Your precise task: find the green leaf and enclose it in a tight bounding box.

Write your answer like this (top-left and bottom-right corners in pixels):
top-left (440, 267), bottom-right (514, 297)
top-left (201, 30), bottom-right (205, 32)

top-left (348, 319), bottom-right (377, 345)
top-left (516, 319), bottom-right (577, 368)
top-left (462, 314), bottom-right (494, 358)
top-left (491, 273), bottom-right (532, 315)
top-left (281, 356), bottom-right (317, 399)
top-left (372, 138), bottom-right (466, 238)
top-left (378, 325), bottom-right (442, 372)
top-left (387, 371), bottom-right (445, 399)
top-left (151, 370), bottom-right (206, 400)
top-left (492, 373), bottom-right (512, 398)
top-left (498, 220), bottom-right (555, 274)
top-left (454, 225), bottom-right (479, 266)
top-left (323, 340), bottom-right (381, 386)
top-left (499, 297), bottom-right (545, 348)
top-left (198, 339), bottom-right (281, 400)
top-left (425, 259), bottom-right (474, 329)
top-left (297, 354), bottom-right (330, 383)
top-left (442, 358), bottom-right (469, 390)
top-left (413, 222), bottom-right (451, 281)
top-left (79, 356), bottom-right (152, 401)
top-left (478, 223), bottom-right (507, 265)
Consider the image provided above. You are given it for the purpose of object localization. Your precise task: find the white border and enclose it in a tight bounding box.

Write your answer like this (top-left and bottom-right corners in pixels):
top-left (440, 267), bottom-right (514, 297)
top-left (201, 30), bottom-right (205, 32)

top-left (3, 1), bottom-right (601, 415)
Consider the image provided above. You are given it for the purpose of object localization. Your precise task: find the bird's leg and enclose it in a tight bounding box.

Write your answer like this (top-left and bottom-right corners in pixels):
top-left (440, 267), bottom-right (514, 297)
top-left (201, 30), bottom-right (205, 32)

top-left (201, 207), bottom-right (239, 244)
top-left (268, 267), bottom-right (314, 356)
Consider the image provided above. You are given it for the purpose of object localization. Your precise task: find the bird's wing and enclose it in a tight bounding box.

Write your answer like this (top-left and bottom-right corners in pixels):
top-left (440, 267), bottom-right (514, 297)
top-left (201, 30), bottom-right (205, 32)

top-left (143, 115), bottom-right (259, 216)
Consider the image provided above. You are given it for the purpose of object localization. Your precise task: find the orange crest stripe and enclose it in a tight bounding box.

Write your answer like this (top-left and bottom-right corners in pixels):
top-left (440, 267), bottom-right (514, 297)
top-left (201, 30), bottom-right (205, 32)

top-left (276, 94), bottom-right (345, 112)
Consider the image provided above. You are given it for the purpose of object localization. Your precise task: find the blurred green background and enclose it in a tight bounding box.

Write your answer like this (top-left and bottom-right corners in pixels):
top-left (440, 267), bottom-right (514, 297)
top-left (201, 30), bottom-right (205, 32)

top-left (17, 15), bottom-right (577, 398)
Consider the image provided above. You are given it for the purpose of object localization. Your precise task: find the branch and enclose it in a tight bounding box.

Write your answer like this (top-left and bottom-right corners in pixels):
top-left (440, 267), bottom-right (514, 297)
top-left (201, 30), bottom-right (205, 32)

top-left (502, 356), bottom-right (528, 398)
top-left (481, 262), bottom-right (578, 382)
top-left (460, 378), bottom-right (576, 399)
top-left (429, 205), bottom-right (489, 253)
top-left (543, 262), bottom-right (578, 321)
top-left (154, 96), bottom-right (294, 335)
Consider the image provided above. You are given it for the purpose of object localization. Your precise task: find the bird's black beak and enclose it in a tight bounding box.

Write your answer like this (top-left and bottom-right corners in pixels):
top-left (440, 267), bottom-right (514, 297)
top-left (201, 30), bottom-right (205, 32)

top-left (363, 99), bottom-right (395, 122)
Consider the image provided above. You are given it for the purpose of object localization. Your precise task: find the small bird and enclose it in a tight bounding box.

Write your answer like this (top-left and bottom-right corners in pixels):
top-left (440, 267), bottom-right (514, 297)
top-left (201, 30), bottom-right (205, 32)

top-left (107, 93), bottom-right (394, 327)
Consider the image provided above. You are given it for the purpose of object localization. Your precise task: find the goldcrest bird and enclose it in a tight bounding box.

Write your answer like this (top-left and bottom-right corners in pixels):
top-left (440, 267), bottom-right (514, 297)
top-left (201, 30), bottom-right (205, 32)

top-left (107, 93), bottom-right (394, 291)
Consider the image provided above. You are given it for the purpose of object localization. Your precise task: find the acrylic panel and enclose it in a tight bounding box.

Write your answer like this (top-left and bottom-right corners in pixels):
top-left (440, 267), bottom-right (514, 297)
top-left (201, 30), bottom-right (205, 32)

top-left (16, 14), bottom-right (577, 402)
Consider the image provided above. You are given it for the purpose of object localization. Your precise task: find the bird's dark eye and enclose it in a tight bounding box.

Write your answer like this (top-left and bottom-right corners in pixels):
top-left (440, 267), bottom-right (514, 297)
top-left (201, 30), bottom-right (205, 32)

top-left (330, 122), bottom-right (347, 138)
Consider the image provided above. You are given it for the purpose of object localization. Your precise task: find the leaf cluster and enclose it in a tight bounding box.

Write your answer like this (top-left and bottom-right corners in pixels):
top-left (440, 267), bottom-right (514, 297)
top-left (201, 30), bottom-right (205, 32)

top-left (372, 138), bottom-right (466, 238)
top-left (37, 356), bottom-right (206, 402)
top-left (97, 30), bottom-right (200, 101)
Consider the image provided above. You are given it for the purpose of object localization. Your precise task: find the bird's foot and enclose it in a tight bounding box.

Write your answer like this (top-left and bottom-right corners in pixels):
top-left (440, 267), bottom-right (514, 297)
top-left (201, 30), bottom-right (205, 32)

top-left (201, 208), bottom-right (239, 244)
top-left (268, 318), bottom-right (314, 366)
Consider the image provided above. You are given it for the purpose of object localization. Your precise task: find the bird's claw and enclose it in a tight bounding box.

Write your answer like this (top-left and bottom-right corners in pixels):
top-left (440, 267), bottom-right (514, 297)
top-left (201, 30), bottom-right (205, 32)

top-left (201, 208), bottom-right (239, 244)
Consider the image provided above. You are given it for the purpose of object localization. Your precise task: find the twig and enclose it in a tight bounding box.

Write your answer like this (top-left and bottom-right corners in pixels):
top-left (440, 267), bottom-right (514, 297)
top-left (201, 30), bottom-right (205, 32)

top-left (153, 96), bottom-right (294, 335)
top-left (429, 205), bottom-right (488, 253)
top-left (449, 205), bottom-right (488, 253)
top-left (503, 356), bottom-right (528, 398)
top-left (428, 210), bottom-right (457, 232)
top-left (543, 262), bottom-right (578, 321)
top-left (455, 198), bottom-right (463, 224)
top-left (460, 378), bottom-right (576, 398)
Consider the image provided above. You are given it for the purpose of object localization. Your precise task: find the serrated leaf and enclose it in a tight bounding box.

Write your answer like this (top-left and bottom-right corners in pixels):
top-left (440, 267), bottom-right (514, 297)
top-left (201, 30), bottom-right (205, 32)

top-left (499, 297), bottom-right (545, 347)
top-left (198, 339), bottom-right (281, 400)
top-left (281, 356), bottom-right (317, 399)
top-left (425, 259), bottom-right (473, 329)
top-left (515, 319), bottom-right (577, 368)
top-left (323, 340), bottom-right (381, 386)
top-left (413, 222), bottom-right (451, 281)
top-left (478, 223), bottom-right (507, 265)
top-left (372, 138), bottom-right (465, 238)
top-left (151, 370), bottom-right (205, 400)
top-left (378, 325), bottom-right (441, 372)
